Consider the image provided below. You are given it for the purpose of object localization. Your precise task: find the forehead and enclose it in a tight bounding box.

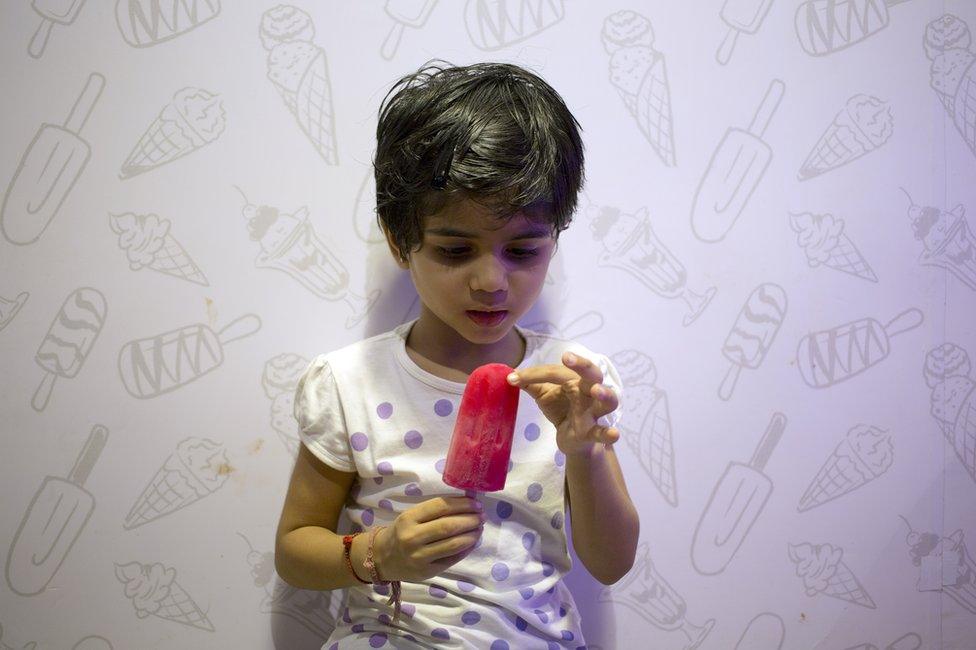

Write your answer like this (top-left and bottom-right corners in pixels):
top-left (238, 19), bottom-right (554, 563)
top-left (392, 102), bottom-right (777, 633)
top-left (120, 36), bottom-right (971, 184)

top-left (424, 197), bottom-right (552, 238)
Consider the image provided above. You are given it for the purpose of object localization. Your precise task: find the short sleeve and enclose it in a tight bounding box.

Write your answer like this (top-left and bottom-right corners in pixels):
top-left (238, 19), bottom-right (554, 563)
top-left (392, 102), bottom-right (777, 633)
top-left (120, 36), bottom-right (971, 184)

top-left (293, 355), bottom-right (356, 472)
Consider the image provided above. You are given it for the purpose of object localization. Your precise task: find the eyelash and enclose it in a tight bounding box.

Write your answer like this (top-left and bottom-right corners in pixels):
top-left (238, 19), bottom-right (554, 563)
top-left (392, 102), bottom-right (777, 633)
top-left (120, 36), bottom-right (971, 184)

top-left (437, 247), bottom-right (539, 259)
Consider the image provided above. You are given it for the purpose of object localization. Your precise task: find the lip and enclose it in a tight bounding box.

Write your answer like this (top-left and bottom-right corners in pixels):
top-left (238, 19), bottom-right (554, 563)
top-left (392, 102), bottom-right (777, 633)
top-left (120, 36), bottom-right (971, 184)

top-left (466, 310), bottom-right (509, 327)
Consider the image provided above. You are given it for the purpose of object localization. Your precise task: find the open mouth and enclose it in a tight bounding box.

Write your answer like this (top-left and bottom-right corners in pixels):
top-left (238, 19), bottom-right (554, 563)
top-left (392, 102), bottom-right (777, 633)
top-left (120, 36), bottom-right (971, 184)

top-left (466, 310), bottom-right (508, 327)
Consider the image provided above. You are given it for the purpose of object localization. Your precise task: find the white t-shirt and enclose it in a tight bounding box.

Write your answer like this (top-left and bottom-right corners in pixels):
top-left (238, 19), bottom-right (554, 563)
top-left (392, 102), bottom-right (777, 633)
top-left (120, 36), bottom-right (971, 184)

top-left (293, 318), bottom-right (624, 650)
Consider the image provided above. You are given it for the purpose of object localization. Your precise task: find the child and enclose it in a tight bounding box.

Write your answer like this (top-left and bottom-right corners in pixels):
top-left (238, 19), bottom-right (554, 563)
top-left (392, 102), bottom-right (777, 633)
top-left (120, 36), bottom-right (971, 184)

top-left (276, 61), bottom-right (639, 649)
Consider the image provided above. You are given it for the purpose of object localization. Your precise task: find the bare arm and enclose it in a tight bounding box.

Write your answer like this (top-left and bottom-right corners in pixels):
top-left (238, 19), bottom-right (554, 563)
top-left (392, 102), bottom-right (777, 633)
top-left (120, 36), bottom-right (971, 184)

top-left (565, 443), bottom-right (639, 585)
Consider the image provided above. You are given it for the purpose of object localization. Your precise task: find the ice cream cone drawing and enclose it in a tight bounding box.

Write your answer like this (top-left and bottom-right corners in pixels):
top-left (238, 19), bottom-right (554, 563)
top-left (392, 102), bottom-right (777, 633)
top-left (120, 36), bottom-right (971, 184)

top-left (902, 189), bottom-right (976, 291)
top-left (236, 188), bottom-right (380, 329)
top-left (464, 0), bottom-right (565, 51)
top-left (601, 10), bottom-right (676, 167)
top-left (797, 307), bottom-right (923, 389)
top-left (923, 343), bottom-right (976, 483)
top-left (109, 212), bottom-right (208, 286)
top-left (5, 425), bottom-right (108, 596)
top-left (598, 543), bottom-right (715, 648)
top-left (924, 14), bottom-right (976, 159)
top-left (0, 292), bottom-right (28, 332)
top-left (114, 560), bottom-right (214, 631)
top-left (238, 532), bottom-right (338, 637)
top-left (120, 87), bottom-right (225, 179)
top-left (718, 284), bottom-right (788, 401)
top-left (32, 287), bottom-right (107, 412)
top-left (715, 0), bottom-right (775, 65)
top-left (611, 349), bottom-right (678, 506)
top-left (118, 313), bottom-right (261, 399)
top-left (900, 515), bottom-right (976, 614)
top-left (115, 0), bottom-right (221, 48)
top-left (797, 424), bottom-right (893, 512)
top-left (788, 541), bottom-right (876, 608)
top-left (260, 5), bottom-right (338, 165)
top-left (789, 211), bottom-right (877, 282)
top-left (123, 438), bottom-right (229, 530)
top-left (588, 203), bottom-right (715, 326)
top-left (262, 353), bottom-right (310, 455)
top-left (798, 94), bottom-right (892, 180)
top-left (795, 0), bottom-right (913, 57)
top-left (27, 0), bottom-right (88, 58)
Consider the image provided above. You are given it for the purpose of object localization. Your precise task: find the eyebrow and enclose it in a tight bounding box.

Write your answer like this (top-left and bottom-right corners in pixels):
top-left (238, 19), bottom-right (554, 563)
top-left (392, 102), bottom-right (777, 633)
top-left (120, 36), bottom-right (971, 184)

top-left (425, 226), bottom-right (551, 240)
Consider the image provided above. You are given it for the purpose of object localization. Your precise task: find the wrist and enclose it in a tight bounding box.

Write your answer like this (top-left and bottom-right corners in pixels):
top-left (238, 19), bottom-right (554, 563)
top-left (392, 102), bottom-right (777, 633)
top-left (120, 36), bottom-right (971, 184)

top-left (565, 441), bottom-right (605, 462)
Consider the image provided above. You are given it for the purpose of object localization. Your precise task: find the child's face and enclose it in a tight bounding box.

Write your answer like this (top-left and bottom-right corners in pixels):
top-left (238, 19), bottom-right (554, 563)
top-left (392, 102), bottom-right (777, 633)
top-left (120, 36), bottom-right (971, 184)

top-left (392, 197), bottom-right (556, 344)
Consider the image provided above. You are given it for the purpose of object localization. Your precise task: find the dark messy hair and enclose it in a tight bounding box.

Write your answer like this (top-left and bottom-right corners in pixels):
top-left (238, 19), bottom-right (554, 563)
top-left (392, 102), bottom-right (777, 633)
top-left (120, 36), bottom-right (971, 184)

top-left (374, 60), bottom-right (585, 260)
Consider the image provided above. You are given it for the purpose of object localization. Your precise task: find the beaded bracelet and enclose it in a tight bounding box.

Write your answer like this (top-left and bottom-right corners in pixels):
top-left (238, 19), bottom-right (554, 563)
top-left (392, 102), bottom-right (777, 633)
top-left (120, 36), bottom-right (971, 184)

top-left (341, 533), bottom-right (371, 585)
top-left (364, 526), bottom-right (403, 623)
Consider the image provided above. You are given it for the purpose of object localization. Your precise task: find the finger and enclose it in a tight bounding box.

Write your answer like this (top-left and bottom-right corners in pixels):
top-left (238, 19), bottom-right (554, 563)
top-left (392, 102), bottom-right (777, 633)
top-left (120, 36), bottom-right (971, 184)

top-left (507, 364), bottom-right (576, 389)
top-left (562, 352), bottom-right (604, 396)
top-left (415, 512), bottom-right (485, 545)
top-left (421, 526), bottom-right (484, 562)
top-left (411, 496), bottom-right (482, 524)
top-left (585, 423), bottom-right (620, 446)
top-left (588, 383), bottom-right (620, 418)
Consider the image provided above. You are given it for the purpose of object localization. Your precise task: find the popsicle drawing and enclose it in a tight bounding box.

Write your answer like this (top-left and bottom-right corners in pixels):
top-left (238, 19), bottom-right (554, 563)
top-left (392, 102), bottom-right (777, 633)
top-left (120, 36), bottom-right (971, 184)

top-left (443, 363), bottom-right (521, 493)
top-left (922, 342), bottom-right (976, 484)
top-left (718, 283), bottom-right (788, 401)
top-left (598, 542), bottom-right (715, 648)
top-left (715, 0), bottom-right (776, 65)
top-left (924, 14), bottom-right (976, 160)
top-left (27, 0), bottom-right (88, 58)
top-left (734, 612), bottom-right (785, 650)
top-left (902, 190), bottom-right (976, 292)
top-left (796, 306), bottom-right (924, 389)
top-left (798, 94), bottom-right (892, 181)
top-left (32, 287), bottom-right (107, 412)
top-left (2, 72), bottom-right (105, 246)
top-left (0, 292), bottom-right (29, 332)
top-left (611, 348), bottom-right (678, 506)
top-left (260, 5), bottom-right (338, 165)
top-left (114, 560), bottom-right (215, 631)
top-left (691, 78), bottom-right (785, 243)
top-left (795, 0), bottom-right (913, 57)
top-left (109, 212), bottom-right (209, 286)
top-left (844, 632), bottom-right (922, 650)
top-left (602, 10), bottom-right (677, 167)
top-left (380, 0), bottom-right (438, 60)
top-left (118, 313), bottom-right (261, 399)
top-left (464, 0), bottom-right (565, 51)
top-left (115, 0), bottom-right (221, 48)
top-left (691, 412), bottom-right (786, 575)
top-left (5, 424), bottom-right (108, 596)
top-left (789, 211), bottom-right (878, 282)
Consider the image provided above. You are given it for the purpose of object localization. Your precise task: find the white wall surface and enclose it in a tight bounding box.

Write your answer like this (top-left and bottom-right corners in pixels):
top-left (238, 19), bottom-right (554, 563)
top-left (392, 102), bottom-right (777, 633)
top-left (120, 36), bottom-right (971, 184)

top-left (1, 1), bottom-right (975, 648)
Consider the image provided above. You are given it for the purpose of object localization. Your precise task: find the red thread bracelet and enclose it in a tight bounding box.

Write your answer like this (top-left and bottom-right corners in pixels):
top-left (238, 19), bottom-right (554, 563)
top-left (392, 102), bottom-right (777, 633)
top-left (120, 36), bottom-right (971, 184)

top-left (342, 533), bottom-right (371, 585)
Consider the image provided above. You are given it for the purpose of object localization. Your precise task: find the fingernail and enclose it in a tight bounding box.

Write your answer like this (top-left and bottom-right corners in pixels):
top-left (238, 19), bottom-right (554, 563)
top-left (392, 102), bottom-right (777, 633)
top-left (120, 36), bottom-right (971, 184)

top-left (566, 353), bottom-right (576, 364)
top-left (507, 372), bottom-right (519, 384)
top-left (475, 501), bottom-right (484, 511)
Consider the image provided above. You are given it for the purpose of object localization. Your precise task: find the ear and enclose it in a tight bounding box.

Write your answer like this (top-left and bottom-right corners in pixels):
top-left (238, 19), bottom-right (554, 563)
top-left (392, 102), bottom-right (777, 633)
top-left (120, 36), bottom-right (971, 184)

top-left (380, 223), bottom-right (409, 268)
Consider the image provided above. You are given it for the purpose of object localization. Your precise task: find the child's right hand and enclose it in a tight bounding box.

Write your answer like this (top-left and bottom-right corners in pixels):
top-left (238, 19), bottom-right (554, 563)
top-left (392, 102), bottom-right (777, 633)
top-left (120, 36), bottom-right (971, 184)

top-left (375, 496), bottom-right (485, 582)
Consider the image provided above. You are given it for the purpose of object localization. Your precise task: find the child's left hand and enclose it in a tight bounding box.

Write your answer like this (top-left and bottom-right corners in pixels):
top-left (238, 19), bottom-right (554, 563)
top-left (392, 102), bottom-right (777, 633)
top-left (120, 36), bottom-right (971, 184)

top-left (507, 351), bottom-right (620, 457)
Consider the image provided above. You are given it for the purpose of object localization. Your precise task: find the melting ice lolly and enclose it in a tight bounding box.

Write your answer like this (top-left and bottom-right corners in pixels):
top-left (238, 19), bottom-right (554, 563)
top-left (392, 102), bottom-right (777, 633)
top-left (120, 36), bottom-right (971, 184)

top-left (442, 363), bottom-right (520, 492)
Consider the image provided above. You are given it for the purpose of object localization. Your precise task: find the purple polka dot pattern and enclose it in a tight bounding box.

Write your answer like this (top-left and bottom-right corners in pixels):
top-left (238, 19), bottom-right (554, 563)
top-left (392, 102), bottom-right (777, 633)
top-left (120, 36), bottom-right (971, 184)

top-left (378, 613), bottom-right (390, 624)
top-left (547, 585), bottom-right (555, 595)
top-left (429, 585), bottom-right (447, 598)
top-left (373, 583), bottom-right (389, 596)
top-left (431, 628), bottom-right (450, 641)
top-left (559, 603), bottom-right (569, 617)
top-left (369, 632), bottom-right (387, 647)
top-left (527, 483), bottom-right (543, 502)
top-left (435, 458), bottom-right (446, 474)
top-left (373, 476), bottom-right (384, 485)
top-left (350, 432), bottom-right (369, 451)
top-left (534, 609), bottom-right (549, 623)
top-left (491, 641), bottom-right (510, 650)
top-left (405, 483), bottom-right (422, 496)
top-left (378, 499), bottom-right (393, 510)
top-left (516, 616), bottom-right (528, 631)
top-left (404, 430), bottom-right (423, 449)
top-left (519, 587), bottom-right (534, 600)
top-left (551, 512), bottom-right (564, 529)
top-left (522, 532), bottom-right (536, 550)
top-left (457, 579), bottom-right (475, 593)
top-left (342, 607), bottom-right (352, 623)
top-left (362, 509), bottom-right (374, 526)
top-left (401, 603), bottom-right (416, 618)
top-left (491, 562), bottom-right (510, 581)
top-left (554, 450), bottom-right (566, 467)
top-left (377, 461), bottom-right (393, 475)
top-left (329, 644), bottom-right (339, 650)
top-left (496, 501), bottom-right (513, 519)
top-left (434, 398), bottom-right (453, 416)
top-left (547, 642), bottom-right (559, 650)
top-left (377, 402), bottom-right (393, 419)
top-left (352, 623), bottom-right (365, 633)
top-left (524, 422), bottom-right (540, 441)
top-left (561, 630), bottom-right (575, 641)
top-left (461, 611), bottom-right (481, 625)
top-left (542, 561), bottom-right (554, 577)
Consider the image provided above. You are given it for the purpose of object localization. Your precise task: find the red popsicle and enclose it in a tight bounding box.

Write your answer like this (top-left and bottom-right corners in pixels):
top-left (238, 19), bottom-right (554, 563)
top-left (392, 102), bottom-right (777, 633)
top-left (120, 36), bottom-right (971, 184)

top-left (442, 363), bottom-right (520, 492)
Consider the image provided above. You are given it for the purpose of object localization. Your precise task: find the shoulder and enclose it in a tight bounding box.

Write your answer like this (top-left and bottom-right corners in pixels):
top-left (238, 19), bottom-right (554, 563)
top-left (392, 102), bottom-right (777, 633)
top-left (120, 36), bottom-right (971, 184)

top-left (305, 324), bottom-right (404, 374)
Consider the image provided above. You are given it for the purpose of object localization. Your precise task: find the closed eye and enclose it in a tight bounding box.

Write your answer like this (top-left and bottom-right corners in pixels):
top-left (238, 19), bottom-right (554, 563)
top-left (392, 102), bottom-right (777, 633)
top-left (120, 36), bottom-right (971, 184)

top-left (436, 247), bottom-right (539, 259)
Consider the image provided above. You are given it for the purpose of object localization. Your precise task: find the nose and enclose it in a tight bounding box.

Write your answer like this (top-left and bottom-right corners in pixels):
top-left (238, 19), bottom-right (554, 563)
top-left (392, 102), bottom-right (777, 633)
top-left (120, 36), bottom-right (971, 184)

top-left (469, 252), bottom-right (509, 293)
